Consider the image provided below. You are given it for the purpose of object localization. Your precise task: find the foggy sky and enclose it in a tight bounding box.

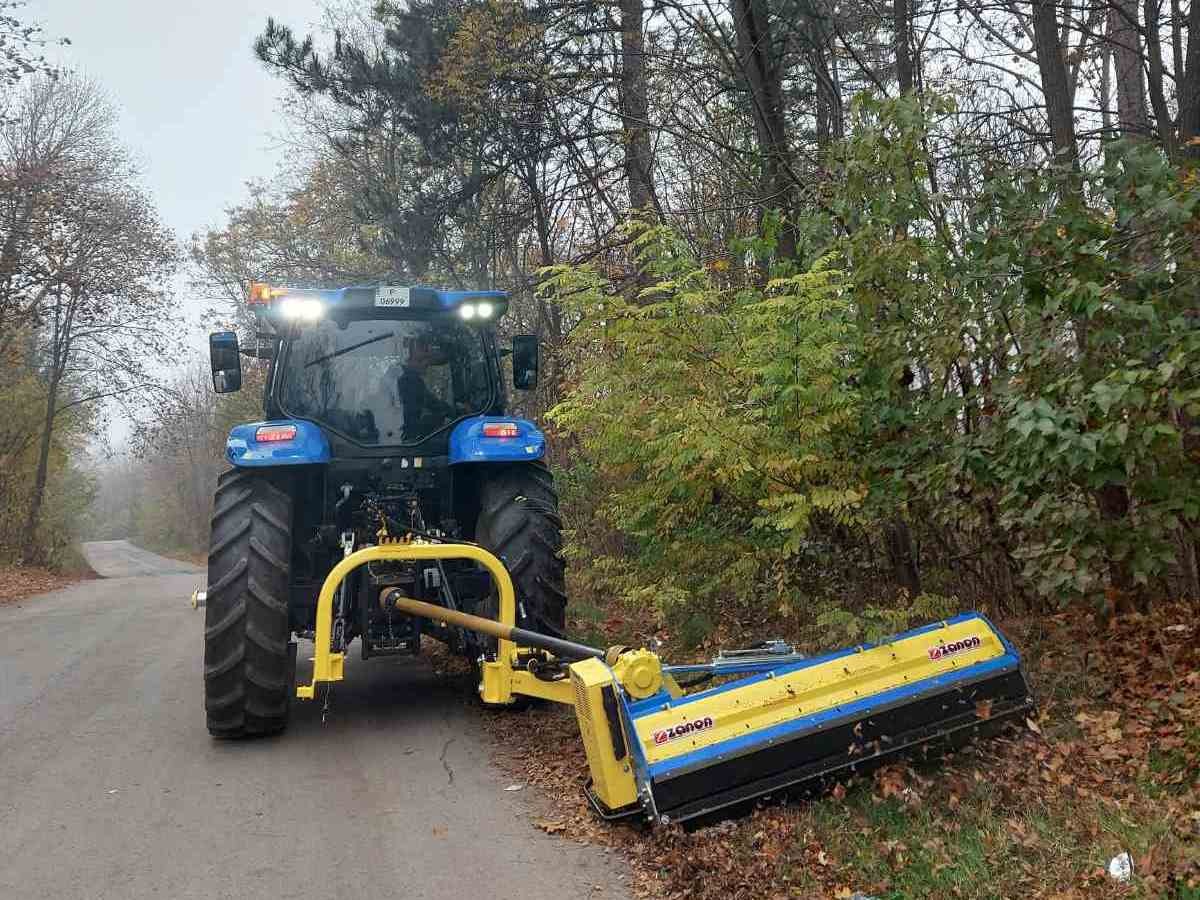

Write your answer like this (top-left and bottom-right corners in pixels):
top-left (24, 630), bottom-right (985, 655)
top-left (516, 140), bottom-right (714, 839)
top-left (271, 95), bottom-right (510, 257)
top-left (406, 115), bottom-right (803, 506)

top-left (26, 1), bottom-right (327, 444)
top-left (28, 1), bottom-right (325, 250)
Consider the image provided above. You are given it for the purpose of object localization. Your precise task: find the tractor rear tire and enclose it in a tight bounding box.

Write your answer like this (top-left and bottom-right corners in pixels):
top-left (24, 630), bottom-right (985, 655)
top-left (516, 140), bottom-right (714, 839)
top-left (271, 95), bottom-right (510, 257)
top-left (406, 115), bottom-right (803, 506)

top-left (204, 468), bottom-right (294, 738)
top-left (475, 462), bottom-right (567, 639)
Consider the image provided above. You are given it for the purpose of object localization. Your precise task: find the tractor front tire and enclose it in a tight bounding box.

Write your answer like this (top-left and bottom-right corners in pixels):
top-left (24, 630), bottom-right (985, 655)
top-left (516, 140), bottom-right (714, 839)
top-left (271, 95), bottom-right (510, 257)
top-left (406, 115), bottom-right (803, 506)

top-left (204, 468), bottom-right (294, 738)
top-left (475, 462), bottom-right (567, 638)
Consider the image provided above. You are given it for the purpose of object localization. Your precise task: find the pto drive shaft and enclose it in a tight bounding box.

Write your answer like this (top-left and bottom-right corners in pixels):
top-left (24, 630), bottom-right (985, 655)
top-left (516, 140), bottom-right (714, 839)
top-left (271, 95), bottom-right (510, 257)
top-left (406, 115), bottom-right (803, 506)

top-left (379, 589), bottom-right (604, 661)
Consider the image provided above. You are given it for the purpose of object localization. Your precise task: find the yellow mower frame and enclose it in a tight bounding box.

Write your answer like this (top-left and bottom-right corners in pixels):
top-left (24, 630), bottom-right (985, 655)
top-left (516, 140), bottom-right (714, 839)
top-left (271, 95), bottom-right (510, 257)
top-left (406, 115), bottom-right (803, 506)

top-left (288, 541), bottom-right (1033, 824)
top-left (297, 542), bottom-right (574, 706)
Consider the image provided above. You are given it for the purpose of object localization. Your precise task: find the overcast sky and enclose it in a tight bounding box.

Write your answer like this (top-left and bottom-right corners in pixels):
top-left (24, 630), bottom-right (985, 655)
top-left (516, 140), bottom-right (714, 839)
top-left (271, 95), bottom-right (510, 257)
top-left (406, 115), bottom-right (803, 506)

top-left (25, 1), bottom-right (328, 444)
top-left (28, 1), bottom-right (325, 247)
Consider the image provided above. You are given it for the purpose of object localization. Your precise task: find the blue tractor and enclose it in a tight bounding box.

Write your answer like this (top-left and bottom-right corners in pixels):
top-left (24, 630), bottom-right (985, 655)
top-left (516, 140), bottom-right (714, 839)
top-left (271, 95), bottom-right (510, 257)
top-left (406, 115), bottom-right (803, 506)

top-left (204, 283), bottom-right (564, 737)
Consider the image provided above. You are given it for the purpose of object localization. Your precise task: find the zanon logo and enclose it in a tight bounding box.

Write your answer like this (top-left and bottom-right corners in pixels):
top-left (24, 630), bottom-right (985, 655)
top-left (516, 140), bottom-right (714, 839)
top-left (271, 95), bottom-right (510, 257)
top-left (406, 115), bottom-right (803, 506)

top-left (653, 716), bottom-right (715, 745)
top-left (928, 635), bottom-right (982, 661)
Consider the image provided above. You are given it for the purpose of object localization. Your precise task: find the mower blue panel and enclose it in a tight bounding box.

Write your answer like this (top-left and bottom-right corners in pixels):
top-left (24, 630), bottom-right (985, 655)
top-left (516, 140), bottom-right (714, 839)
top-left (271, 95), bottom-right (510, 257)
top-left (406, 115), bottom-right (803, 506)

top-left (226, 419), bottom-right (332, 467)
top-left (448, 416), bottom-right (546, 464)
top-left (623, 612), bottom-right (1032, 823)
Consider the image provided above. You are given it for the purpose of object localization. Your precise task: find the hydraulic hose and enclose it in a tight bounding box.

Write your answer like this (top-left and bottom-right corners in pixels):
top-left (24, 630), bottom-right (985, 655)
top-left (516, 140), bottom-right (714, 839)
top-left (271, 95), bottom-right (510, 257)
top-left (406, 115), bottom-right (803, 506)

top-left (379, 589), bottom-right (604, 661)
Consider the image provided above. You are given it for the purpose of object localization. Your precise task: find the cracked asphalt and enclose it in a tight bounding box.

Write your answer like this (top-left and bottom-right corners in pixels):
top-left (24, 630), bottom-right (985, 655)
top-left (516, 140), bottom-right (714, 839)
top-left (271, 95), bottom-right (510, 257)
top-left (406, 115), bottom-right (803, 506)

top-left (0, 540), bottom-right (630, 899)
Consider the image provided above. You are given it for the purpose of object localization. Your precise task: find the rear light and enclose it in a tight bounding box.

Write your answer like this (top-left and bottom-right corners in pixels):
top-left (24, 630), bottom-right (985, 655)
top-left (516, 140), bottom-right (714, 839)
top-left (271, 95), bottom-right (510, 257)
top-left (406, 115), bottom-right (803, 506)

top-left (248, 282), bottom-right (278, 304)
top-left (256, 424), bottom-right (297, 443)
top-left (482, 422), bottom-right (519, 438)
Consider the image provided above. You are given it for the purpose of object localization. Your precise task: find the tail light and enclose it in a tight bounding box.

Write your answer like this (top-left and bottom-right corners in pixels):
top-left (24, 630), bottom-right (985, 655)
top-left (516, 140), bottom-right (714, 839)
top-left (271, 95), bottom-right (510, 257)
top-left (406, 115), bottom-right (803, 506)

top-left (482, 422), bottom-right (520, 438)
top-left (248, 282), bottom-right (285, 304)
top-left (256, 424), bottom-right (298, 442)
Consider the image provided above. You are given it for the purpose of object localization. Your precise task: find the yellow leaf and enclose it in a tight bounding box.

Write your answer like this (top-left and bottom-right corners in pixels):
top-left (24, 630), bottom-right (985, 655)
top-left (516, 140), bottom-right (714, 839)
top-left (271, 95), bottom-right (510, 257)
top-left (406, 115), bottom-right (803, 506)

top-left (532, 818), bottom-right (566, 834)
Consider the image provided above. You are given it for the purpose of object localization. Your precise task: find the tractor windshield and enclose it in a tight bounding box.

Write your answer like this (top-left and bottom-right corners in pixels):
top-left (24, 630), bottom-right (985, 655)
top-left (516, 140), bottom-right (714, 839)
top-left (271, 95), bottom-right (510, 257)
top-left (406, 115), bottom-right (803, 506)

top-left (277, 317), bottom-right (493, 446)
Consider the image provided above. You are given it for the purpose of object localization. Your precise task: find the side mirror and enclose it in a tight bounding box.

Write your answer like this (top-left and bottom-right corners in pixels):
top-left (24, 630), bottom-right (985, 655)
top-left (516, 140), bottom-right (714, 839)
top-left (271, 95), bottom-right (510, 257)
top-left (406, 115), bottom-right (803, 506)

top-left (512, 334), bottom-right (538, 390)
top-left (209, 331), bottom-right (242, 393)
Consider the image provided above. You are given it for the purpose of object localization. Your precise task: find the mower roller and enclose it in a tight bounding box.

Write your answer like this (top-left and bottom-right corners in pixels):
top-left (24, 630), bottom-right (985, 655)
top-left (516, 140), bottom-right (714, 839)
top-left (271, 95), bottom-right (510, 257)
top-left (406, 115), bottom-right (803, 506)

top-left (288, 540), bottom-right (1034, 825)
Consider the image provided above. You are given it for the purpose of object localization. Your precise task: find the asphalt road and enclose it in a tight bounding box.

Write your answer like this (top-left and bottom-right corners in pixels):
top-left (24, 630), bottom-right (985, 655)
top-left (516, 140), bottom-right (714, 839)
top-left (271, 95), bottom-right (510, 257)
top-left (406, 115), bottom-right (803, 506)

top-left (0, 540), bottom-right (630, 900)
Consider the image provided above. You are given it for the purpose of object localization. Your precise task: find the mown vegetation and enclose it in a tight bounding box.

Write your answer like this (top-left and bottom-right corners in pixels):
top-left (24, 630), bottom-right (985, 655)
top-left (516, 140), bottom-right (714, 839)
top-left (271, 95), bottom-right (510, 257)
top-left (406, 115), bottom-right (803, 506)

top-left (481, 602), bottom-right (1198, 898)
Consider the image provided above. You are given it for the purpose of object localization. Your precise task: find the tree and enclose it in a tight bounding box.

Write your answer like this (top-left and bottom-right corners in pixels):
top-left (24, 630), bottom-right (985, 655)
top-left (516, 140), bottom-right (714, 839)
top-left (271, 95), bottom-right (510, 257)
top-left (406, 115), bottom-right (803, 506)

top-left (0, 75), bottom-right (111, 356)
top-left (620, 0), bottom-right (659, 213)
top-left (0, 1), bottom-right (67, 89)
top-left (0, 76), bottom-right (178, 562)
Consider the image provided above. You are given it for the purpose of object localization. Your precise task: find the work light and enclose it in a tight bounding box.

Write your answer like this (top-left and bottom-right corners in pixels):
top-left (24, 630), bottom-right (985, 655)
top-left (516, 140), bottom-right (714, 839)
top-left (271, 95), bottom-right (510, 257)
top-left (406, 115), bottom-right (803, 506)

top-left (279, 297), bottom-right (325, 321)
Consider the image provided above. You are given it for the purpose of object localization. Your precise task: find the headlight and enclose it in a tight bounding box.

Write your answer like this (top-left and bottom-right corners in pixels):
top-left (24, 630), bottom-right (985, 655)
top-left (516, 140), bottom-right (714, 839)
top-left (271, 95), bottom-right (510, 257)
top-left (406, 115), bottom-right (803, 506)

top-left (458, 301), bottom-right (495, 321)
top-left (279, 297), bottom-right (324, 320)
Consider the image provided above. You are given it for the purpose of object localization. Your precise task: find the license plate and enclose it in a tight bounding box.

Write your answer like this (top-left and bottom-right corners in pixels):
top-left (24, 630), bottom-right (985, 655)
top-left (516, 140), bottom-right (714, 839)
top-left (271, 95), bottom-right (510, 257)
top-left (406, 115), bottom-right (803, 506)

top-left (375, 286), bottom-right (410, 307)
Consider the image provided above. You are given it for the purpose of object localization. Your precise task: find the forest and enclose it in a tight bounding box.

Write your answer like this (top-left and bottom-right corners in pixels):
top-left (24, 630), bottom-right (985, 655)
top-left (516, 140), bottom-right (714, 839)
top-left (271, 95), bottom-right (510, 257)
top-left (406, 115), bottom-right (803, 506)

top-left (0, 11), bottom-right (177, 572)
top-left (8, 0), bottom-right (1196, 618)
top-left (175, 0), bottom-right (1200, 627)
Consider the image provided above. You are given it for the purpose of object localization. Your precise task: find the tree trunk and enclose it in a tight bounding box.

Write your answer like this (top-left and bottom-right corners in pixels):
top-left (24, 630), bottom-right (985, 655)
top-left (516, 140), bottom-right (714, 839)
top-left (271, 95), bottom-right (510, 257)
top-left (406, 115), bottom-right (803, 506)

top-left (1108, 0), bottom-right (1150, 137)
top-left (21, 364), bottom-right (60, 565)
top-left (733, 0), bottom-right (796, 259)
top-left (1144, 0), bottom-right (1178, 156)
top-left (1096, 482), bottom-right (1147, 612)
top-left (1030, 0), bottom-right (1080, 164)
top-left (894, 0), bottom-right (915, 93)
top-left (1101, 38), bottom-right (1113, 136)
top-left (1171, 0), bottom-right (1185, 77)
top-left (1179, 528), bottom-right (1200, 604)
top-left (1178, 0), bottom-right (1200, 155)
top-left (620, 0), bottom-right (658, 215)
top-left (885, 517), bottom-right (922, 597)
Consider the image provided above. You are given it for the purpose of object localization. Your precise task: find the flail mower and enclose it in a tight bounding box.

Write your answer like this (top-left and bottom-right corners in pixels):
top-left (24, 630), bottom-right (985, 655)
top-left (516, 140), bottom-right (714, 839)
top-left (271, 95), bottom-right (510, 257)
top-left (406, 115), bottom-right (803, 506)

top-left (198, 281), bottom-right (1033, 825)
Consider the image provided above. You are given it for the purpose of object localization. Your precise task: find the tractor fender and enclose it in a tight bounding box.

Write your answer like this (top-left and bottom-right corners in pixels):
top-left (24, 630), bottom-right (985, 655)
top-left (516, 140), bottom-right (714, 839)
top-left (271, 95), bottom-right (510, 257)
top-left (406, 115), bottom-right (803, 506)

top-left (226, 419), bottom-right (332, 467)
top-left (448, 416), bottom-right (545, 464)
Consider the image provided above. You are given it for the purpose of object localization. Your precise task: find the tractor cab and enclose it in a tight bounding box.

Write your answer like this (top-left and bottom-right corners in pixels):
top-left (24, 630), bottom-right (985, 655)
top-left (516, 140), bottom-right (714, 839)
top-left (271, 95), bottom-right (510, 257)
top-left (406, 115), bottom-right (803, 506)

top-left (208, 284), bottom-right (539, 459)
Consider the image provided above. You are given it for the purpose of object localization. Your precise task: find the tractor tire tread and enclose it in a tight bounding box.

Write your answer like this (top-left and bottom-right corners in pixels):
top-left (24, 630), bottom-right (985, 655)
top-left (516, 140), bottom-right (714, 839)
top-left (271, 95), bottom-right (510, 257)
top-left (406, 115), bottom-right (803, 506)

top-left (475, 462), bottom-right (567, 639)
top-left (208, 518), bottom-right (251, 559)
top-left (204, 468), bottom-right (294, 738)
